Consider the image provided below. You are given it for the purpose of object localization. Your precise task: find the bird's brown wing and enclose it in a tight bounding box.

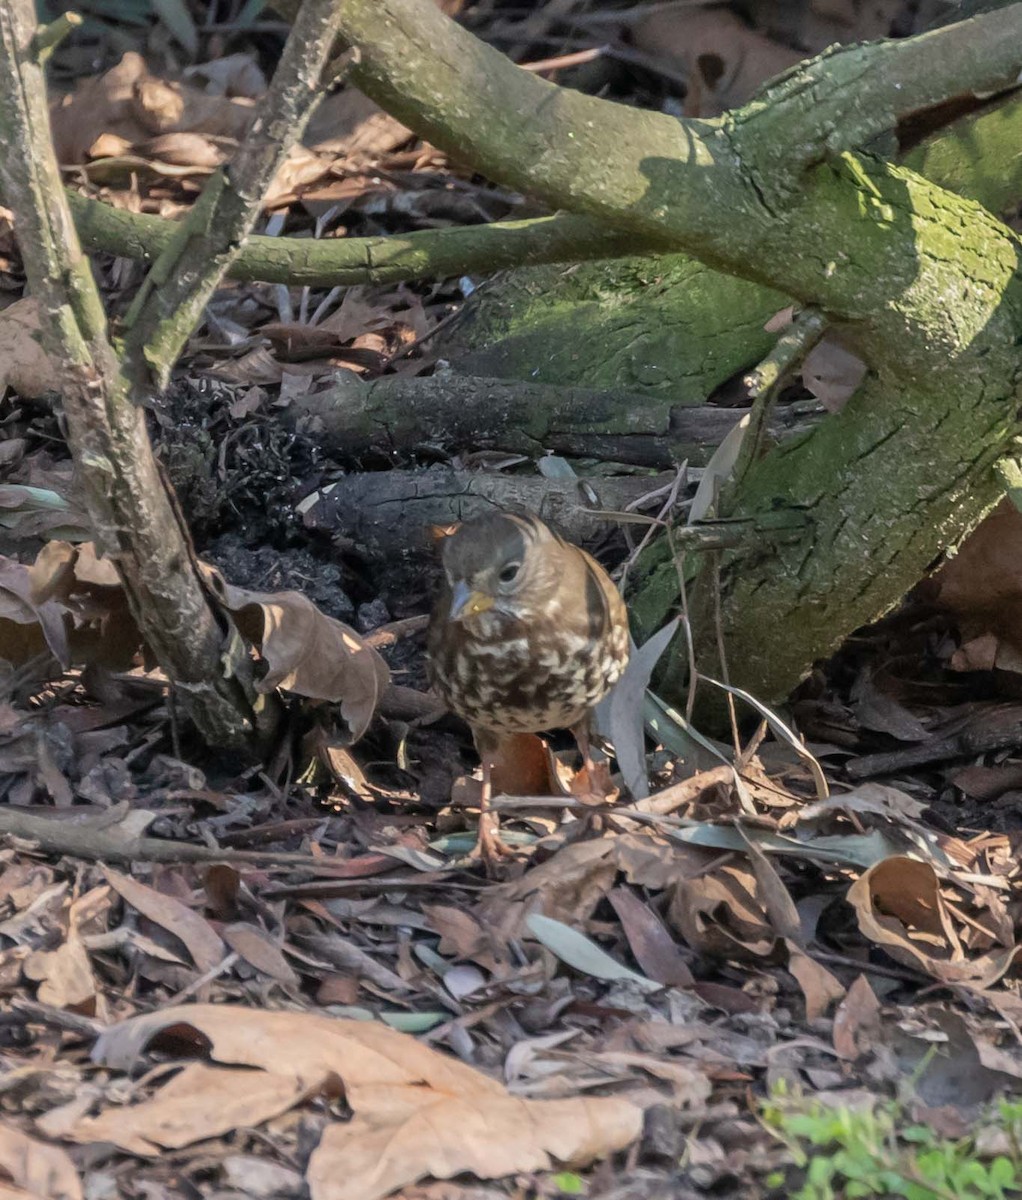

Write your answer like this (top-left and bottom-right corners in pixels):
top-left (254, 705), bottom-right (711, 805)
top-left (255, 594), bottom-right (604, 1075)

top-left (575, 546), bottom-right (628, 643)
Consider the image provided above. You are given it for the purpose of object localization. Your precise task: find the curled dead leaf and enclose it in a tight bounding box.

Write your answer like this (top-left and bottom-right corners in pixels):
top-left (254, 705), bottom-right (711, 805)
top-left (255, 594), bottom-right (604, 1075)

top-left (202, 565), bottom-right (388, 741)
top-left (847, 856), bottom-right (1021, 988)
top-left (23, 930), bottom-right (96, 1012)
top-left (50, 51), bottom-right (254, 165)
top-left (24, 542), bottom-right (141, 671)
top-left (668, 864), bottom-right (780, 962)
top-left (68, 1062), bottom-right (307, 1156)
top-left (0, 556), bottom-right (70, 667)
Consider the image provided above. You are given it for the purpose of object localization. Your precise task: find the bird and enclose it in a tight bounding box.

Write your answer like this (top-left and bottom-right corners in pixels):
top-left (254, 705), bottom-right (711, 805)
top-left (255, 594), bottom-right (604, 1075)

top-left (426, 511), bottom-right (629, 865)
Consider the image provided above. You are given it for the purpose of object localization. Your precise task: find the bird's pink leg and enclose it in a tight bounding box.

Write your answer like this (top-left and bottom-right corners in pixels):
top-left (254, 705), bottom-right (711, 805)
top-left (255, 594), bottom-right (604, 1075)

top-left (470, 740), bottom-right (514, 869)
top-left (571, 716), bottom-right (614, 801)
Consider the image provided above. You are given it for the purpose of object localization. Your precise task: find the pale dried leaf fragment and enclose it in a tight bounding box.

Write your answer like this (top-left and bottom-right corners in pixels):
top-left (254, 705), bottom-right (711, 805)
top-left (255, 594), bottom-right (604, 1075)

top-left (0, 556), bottom-right (69, 667)
top-left (631, 6), bottom-right (802, 115)
top-left (23, 930), bottom-right (95, 1011)
top-left (0, 1123), bottom-right (81, 1200)
top-left (801, 335), bottom-right (867, 412)
top-left (308, 1091), bottom-right (637, 1200)
top-left (0, 299), bottom-right (59, 401)
top-left (786, 948), bottom-right (845, 1023)
top-left (88, 1005), bottom-right (641, 1200)
top-left (932, 500), bottom-right (1022, 673)
top-left (67, 1063), bottom-right (307, 1155)
top-left (103, 869), bottom-right (225, 973)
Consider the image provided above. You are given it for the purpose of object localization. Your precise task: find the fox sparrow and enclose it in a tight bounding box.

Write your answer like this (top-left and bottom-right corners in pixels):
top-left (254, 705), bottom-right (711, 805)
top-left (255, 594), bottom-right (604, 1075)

top-left (427, 511), bottom-right (629, 863)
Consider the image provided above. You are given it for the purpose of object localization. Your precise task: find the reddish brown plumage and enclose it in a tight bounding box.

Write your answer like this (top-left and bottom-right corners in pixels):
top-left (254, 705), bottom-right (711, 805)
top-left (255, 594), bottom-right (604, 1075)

top-left (426, 511), bottom-right (629, 863)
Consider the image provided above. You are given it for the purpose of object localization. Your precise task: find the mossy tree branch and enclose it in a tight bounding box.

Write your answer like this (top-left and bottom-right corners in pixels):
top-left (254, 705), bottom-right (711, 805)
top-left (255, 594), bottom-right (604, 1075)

top-left (280, 0), bottom-right (1022, 707)
top-left (65, 86), bottom-right (1022, 288)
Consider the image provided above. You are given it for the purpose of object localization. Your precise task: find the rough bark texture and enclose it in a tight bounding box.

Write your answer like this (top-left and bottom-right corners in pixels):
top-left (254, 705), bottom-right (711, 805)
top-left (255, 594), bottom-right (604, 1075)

top-left (291, 371), bottom-right (818, 467)
top-left (443, 93), bottom-right (1022, 396)
top-left (303, 468), bottom-right (675, 592)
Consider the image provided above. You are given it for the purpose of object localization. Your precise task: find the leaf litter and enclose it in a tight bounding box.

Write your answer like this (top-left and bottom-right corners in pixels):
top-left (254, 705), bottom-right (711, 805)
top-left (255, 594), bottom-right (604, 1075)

top-left (4, 2), bottom-right (1022, 1198)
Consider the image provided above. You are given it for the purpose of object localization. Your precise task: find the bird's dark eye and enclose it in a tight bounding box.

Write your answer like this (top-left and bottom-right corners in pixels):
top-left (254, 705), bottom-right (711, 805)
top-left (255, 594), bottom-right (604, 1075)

top-left (497, 561), bottom-right (521, 584)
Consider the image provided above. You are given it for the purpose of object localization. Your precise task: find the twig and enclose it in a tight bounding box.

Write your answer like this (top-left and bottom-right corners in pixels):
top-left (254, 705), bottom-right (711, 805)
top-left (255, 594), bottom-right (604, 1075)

top-left (164, 952), bottom-right (240, 1004)
top-left (6, 997), bottom-right (104, 1040)
top-left (488, 767), bottom-right (734, 828)
top-left (811, 949), bottom-right (934, 987)
top-left (0, 805), bottom-right (351, 867)
top-left (32, 10), bottom-right (82, 63)
top-left (519, 46), bottom-right (606, 73)
top-left (845, 707), bottom-right (1022, 780)
top-left (364, 614), bottom-right (429, 649)
top-left (729, 307), bottom-right (827, 492)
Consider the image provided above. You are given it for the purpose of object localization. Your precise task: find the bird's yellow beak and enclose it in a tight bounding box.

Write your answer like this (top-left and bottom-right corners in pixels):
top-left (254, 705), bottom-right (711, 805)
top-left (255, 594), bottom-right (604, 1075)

top-left (450, 580), bottom-right (494, 620)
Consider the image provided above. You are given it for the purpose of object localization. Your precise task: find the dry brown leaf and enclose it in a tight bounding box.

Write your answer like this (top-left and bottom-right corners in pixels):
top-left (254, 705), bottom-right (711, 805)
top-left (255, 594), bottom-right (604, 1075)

top-left (50, 52), bottom-right (151, 163)
top-left (26, 542), bottom-right (141, 671)
top-left (423, 905), bottom-right (497, 970)
top-left (136, 132), bottom-right (227, 168)
top-left (303, 87), bottom-right (412, 156)
top-left (103, 869), bottom-right (225, 974)
top-left (608, 888), bottom-right (693, 987)
top-left (735, 826), bottom-right (845, 1017)
top-left (50, 51), bottom-right (254, 166)
top-left (308, 1090), bottom-right (636, 1200)
top-left (0, 299), bottom-right (59, 400)
top-left (668, 865), bottom-right (779, 962)
top-left (491, 732), bottom-right (561, 796)
top-left (0, 1123), bottom-right (81, 1200)
top-left (263, 148), bottom-right (336, 207)
top-left (222, 923), bottom-right (299, 986)
top-left (0, 557), bottom-right (69, 667)
top-left (133, 71), bottom-right (254, 140)
top-left (832, 974), bottom-right (881, 1061)
top-left (86, 1005), bottom-right (641, 1200)
top-left (613, 831), bottom-right (691, 891)
top-left (202, 565), bottom-right (389, 740)
top-left (801, 334), bottom-right (867, 413)
top-left (847, 856), bottom-right (1020, 987)
top-left (931, 500), bottom-right (1022, 673)
top-left (632, 7), bottom-right (802, 116)
top-left (18, 539), bottom-right (385, 731)
top-left (479, 839), bottom-right (618, 935)
top-left (786, 946), bottom-right (845, 1023)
